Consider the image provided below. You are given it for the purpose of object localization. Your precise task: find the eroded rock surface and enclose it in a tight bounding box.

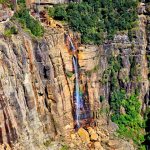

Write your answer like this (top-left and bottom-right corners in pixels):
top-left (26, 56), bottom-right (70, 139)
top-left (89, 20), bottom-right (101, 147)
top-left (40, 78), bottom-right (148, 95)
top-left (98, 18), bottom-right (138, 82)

top-left (0, 2), bottom-right (149, 150)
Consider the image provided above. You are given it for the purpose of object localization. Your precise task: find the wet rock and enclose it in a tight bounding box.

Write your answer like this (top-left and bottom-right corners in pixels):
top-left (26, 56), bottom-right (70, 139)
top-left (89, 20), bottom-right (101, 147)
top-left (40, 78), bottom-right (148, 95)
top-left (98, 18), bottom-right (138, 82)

top-left (77, 128), bottom-right (90, 143)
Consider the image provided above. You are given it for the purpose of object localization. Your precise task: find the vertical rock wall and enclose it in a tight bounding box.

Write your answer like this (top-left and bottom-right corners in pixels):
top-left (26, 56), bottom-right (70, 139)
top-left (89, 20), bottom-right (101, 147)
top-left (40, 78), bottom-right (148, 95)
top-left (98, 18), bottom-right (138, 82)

top-left (0, 24), bottom-right (100, 149)
top-left (0, 2), bottom-right (149, 149)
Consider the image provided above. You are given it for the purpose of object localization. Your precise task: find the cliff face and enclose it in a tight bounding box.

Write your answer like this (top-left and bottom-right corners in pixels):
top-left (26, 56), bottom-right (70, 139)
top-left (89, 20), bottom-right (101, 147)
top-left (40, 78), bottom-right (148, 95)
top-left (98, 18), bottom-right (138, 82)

top-left (0, 2), bottom-right (149, 150)
top-left (0, 24), bottom-right (101, 149)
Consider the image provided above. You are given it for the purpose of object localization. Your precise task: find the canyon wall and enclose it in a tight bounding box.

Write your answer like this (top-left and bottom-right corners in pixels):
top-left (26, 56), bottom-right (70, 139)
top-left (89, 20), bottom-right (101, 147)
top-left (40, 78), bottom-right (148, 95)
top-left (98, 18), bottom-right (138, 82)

top-left (0, 23), bottom-right (101, 149)
top-left (0, 2), bottom-right (149, 150)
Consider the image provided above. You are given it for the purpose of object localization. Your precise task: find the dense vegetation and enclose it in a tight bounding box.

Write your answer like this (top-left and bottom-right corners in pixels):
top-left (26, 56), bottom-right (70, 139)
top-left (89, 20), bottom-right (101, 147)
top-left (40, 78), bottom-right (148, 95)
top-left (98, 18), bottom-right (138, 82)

top-left (14, 9), bottom-right (44, 37)
top-left (0, 0), bottom-right (7, 4)
top-left (13, 0), bottom-right (44, 37)
top-left (49, 0), bottom-right (138, 44)
top-left (144, 110), bottom-right (150, 148)
top-left (111, 90), bottom-right (145, 149)
top-left (0, 0), bottom-right (11, 4)
top-left (102, 56), bottom-right (146, 149)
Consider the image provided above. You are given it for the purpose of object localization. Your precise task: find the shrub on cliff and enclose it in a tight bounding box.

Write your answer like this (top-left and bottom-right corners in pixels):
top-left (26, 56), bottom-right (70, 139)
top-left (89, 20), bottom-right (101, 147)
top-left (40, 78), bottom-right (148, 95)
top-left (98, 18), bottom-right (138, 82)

top-left (0, 0), bottom-right (6, 4)
top-left (102, 55), bottom-right (146, 149)
top-left (4, 26), bottom-right (18, 37)
top-left (0, 0), bottom-right (12, 5)
top-left (14, 9), bottom-right (44, 37)
top-left (111, 91), bottom-right (145, 149)
top-left (54, 5), bottom-right (67, 20)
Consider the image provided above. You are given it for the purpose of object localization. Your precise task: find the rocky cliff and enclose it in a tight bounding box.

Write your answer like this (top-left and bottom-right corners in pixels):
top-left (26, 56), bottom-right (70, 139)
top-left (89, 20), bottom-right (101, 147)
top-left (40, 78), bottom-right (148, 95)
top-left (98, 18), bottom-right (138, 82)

top-left (0, 2), bottom-right (149, 150)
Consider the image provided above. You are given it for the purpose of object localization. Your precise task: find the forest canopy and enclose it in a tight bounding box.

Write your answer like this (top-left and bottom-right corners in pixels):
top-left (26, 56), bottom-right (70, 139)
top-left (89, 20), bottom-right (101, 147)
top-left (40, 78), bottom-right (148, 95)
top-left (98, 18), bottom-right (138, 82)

top-left (49, 0), bottom-right (139, 44)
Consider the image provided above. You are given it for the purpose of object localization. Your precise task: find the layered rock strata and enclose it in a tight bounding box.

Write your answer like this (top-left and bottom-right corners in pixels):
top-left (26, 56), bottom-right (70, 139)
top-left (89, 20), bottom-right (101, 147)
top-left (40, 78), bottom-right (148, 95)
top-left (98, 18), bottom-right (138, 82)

top-left (0, 2), bottom-right (149, 149)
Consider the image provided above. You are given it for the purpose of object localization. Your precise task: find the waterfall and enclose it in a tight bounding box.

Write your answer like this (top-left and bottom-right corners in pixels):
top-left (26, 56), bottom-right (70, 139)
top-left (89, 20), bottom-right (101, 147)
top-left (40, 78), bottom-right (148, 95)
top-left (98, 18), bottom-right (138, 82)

top-left (72, 56), bottom-right (80, 127)
top-left (67, 35), bottom-right (76, 51)
top-left (66, 34), bottom-right (92, 128)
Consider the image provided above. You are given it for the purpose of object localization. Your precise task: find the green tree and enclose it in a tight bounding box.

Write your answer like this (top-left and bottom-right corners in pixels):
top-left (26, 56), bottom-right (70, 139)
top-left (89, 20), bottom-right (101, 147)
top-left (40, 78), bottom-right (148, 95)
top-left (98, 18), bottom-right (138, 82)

top-left (54, 5), bottom-right (67, 20)
top-left (14, 8), bottom-right (44, 37)
top-left (51, 0), bottom-right (138, 44)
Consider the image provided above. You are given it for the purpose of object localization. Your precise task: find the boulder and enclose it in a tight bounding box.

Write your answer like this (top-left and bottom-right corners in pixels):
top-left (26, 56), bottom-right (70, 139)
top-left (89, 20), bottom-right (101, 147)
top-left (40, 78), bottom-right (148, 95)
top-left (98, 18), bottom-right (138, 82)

top-left (97, 131), bottom-right (106, 138)
top-left (78, 128), bottom-right (90, 143)
top-left (101, 137), bottom-right (109, 144)
top-left (70, 134), bottom-right (76, 140)
top-left (70, 143), bottom-right (75, 148)
top-left (90, 133), bottom-right (99, 141)
top-left (87, 127), bottom-right (95, 135)
top-left (94, 142), bottom-right (104, 150)
top-left (65, 125), bottom-right (71, 130)
top-left (108, 140), bottom-right (120, 149)
top-left (0, 144), bottom-right (11, 150)
top-left (98, 136), bottom-right (101, 142)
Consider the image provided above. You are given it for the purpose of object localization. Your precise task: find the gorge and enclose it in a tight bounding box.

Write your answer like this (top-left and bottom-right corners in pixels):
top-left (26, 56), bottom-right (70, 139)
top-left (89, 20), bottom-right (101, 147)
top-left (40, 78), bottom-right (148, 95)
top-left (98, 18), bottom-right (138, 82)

top-left (0, 0), bottom-right (150, 150)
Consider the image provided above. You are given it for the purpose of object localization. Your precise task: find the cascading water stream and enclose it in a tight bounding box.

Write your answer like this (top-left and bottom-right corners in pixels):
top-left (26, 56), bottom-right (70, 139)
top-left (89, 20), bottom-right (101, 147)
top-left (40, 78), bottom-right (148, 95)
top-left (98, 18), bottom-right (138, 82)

top-left (72, 56), bottom-right (80, 127)
top-left (68, 36), bottom-right (76, 51)
top-left (66, 34), bottom-right (93, 128)
top-left (68, 35), bottom-right (87, 127)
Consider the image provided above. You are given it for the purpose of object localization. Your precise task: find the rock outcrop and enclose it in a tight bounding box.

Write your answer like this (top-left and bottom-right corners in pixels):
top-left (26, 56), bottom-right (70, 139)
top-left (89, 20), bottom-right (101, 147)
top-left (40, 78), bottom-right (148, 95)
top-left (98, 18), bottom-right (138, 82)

top-left (0, 5), bottom-right (14, 22)
top-left (0, 21), bottom-right (101, 149)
